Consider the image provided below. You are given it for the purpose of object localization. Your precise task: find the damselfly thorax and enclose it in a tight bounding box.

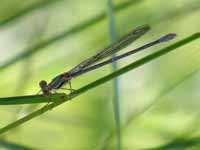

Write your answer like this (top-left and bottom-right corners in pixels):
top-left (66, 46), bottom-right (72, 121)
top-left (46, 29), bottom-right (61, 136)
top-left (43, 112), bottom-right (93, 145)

top-left (39, 73), bottom-right (72, 97)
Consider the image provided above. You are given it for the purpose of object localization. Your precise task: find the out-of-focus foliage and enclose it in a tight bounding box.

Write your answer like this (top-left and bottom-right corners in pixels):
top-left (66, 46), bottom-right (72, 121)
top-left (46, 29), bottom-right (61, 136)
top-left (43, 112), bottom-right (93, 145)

top-left (0, 0), bottom-right (199, 149)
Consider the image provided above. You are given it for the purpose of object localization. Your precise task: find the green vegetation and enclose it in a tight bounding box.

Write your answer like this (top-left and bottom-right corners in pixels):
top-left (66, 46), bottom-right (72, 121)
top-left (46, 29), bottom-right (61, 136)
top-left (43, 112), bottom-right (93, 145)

top-left (0, 0), bottom-right (199, 149)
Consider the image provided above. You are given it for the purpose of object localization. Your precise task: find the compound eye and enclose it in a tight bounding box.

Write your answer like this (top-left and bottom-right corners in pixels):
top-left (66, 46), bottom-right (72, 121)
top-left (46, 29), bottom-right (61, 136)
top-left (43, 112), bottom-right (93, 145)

top-left (39, 80), bottom-right (48, 88)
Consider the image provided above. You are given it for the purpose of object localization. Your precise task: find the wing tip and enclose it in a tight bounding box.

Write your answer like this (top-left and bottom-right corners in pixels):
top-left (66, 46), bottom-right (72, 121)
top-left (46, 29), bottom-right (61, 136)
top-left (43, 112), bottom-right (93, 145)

top-left (132, 24), bottom-right (151, 35)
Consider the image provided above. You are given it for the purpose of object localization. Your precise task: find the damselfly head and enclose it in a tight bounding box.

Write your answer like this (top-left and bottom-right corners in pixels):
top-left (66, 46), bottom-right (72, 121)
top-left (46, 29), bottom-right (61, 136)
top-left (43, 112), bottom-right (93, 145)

top-left (39, 80), bottom-right (48, 89)
top-left (39, 80), bottom-right (51, 97)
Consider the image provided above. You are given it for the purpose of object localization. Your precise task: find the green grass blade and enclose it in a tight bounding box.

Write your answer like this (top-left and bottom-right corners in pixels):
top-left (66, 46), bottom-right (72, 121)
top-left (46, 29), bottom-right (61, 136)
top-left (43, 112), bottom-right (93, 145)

top-left (0, 33), bottom-right (198, 135)
top-left (145, 137), bottom-right (200, 150)
top-left (0, 33), bottom-right (199, 105)
top-left (0, 94), bottom-right (63, 105)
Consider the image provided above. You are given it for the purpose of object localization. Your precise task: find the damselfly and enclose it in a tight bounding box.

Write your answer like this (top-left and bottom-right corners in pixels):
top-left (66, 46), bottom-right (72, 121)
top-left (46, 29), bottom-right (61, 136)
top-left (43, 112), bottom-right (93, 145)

top-left (39, 25), bottom-right (176, 97)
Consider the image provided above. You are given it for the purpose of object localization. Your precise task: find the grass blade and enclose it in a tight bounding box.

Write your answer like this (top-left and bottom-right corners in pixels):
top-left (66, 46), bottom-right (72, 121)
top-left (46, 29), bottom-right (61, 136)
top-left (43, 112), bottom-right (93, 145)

top-left (107, 0), bottom-right (121, 149)
top-left (0, 33), bottom-right (198, 135)
top-left (0, 33), bottom-right (199, 105)
top-left (0, 139), bottom-right (37, 150)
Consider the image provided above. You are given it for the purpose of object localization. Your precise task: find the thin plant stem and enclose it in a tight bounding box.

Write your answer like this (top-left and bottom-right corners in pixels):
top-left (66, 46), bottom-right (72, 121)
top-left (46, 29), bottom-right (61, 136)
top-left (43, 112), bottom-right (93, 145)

top-left (107, 0), bottom-right (121, 149)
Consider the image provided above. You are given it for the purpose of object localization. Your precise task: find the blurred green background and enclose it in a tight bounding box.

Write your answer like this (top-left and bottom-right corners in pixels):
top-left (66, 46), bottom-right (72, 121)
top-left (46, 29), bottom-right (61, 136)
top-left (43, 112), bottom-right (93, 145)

top-left (0, 0), bottom-right (200, 149)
